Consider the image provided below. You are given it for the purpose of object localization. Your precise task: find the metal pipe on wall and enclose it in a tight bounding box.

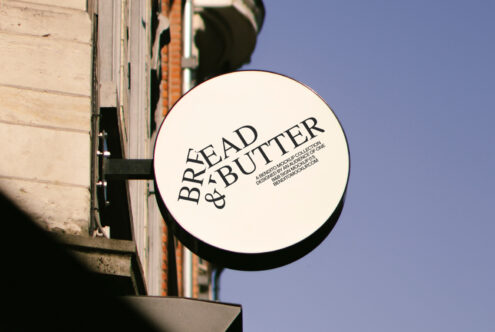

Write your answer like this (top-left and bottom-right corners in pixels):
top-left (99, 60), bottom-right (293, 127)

top-left (182, 0), bottom-right (194, 299)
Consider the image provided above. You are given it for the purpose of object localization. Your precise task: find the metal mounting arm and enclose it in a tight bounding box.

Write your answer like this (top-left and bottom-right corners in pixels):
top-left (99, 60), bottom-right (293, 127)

top-left (102, 159), bottom-right (154, 180)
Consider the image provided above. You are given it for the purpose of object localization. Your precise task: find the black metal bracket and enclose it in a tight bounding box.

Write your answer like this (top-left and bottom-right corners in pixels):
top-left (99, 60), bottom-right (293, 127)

top-left (96, 131), bottom-right (154, 208)
top-left (102, 159), bottom-right (154, 180)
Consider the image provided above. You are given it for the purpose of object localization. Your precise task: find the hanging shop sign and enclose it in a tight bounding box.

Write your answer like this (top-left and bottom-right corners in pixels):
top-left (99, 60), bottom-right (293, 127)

top-left (153, 70), bottom-right (350, 270)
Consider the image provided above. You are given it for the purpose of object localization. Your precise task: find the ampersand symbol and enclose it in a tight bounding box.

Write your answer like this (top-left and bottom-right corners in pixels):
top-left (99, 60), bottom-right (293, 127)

top-left (205, 189), bottom-right (226, 209)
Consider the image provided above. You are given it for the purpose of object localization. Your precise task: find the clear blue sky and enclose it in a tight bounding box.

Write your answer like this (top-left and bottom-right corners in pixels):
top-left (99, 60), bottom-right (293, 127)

top-left (220, 1), bottom-right (495, 331)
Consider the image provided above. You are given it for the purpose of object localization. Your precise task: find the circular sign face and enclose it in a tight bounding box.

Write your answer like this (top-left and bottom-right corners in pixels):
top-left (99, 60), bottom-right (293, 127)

top-left (153, 71), bottom-right (349, 270)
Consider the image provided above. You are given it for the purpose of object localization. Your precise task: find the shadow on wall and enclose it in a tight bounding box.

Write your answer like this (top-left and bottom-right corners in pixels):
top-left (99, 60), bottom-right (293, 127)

top-left (0, 191), bottom-right (160, 331)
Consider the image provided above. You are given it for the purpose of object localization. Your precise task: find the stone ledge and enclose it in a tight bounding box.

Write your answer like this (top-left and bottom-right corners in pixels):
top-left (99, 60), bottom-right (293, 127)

top-left (56, 232), bottom-right (137, 252)
top-left (54, 233), bottom-right (147, 295)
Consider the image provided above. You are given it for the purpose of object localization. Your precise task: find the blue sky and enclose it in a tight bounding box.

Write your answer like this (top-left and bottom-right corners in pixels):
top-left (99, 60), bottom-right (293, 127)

top-left (220, 1), bottom-right (495, 331)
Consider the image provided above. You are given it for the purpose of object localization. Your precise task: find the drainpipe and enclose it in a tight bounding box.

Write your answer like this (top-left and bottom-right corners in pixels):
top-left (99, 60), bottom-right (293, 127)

top-left (182, 0), bottom-right (194, 298)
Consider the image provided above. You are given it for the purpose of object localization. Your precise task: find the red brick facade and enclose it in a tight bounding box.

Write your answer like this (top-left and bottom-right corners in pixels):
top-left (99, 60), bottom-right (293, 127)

top-left (160, 0), bottom-right (201, 298)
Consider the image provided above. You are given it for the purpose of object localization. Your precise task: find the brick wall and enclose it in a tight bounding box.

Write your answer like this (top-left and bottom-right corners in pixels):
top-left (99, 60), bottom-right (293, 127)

top-left (160, 0), bottom-right (183, 296)
top-left (159, 0), bottom-right (211, 299)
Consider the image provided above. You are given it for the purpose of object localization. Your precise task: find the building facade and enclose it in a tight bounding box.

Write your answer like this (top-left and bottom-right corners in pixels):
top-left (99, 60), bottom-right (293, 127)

top-left (0, 0), bottom-right (264, 300)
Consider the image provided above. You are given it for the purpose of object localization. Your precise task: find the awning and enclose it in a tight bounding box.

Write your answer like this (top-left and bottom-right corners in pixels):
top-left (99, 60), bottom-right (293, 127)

top-left (125, 296), bottom-right (242, 332)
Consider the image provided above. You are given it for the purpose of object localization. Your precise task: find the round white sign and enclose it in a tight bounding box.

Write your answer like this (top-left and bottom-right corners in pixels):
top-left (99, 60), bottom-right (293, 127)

top-left (153, 71), bottom-right (349, 270)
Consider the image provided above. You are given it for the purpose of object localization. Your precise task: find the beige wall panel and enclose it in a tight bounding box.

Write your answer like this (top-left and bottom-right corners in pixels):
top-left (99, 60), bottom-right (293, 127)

top-left (0, 32), bottom-right (91, 96)
top-left (0, 85), bottom-right (90, 132)
top-left (0, 122), bottom-right (90, 187)
top-left (0, 2), bottom-right (91, 43)
top-left (0, 178), bottom-right (89, 234)
top-left (6, 0), bottom-right (87, 11)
